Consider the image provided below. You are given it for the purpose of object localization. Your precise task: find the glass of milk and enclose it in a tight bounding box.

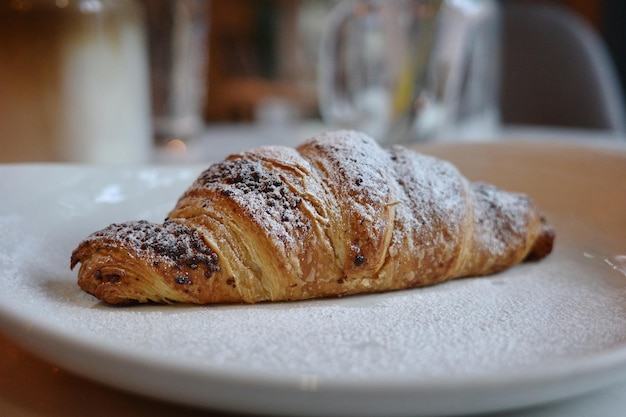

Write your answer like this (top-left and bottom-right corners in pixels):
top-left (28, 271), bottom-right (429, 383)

top-left (0, 0), bottom-right (152, 163)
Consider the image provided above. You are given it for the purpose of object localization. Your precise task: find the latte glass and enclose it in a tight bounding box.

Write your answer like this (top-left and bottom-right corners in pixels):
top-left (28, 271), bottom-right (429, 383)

top-left (0, 0), bottom-right (152, 163)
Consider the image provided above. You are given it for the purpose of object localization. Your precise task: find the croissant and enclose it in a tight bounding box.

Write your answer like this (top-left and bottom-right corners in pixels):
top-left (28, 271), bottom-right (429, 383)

top-left (71, 130), bottom-right (554, 305)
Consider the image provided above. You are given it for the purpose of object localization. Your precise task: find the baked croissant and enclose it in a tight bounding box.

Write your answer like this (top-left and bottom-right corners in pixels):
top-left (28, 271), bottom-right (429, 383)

top-left (71, 130), bottom-right (554, 305)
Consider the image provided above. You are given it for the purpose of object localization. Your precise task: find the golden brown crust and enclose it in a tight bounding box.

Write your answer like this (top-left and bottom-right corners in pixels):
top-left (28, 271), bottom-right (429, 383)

top-left (71, 130), bottom-right (555, 305)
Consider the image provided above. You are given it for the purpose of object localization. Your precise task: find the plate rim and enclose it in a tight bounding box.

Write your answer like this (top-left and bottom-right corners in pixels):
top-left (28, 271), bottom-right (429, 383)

top-left (3, 299), bottom-right (626, 417)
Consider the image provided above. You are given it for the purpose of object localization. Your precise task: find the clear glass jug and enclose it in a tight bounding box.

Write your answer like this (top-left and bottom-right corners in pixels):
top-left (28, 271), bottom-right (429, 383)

top-left (318, 0), bottom-right (500, 144)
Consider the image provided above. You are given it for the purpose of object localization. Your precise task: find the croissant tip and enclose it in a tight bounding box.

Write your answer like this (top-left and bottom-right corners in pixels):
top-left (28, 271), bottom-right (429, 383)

top-left (526, 222), bottom-right (556, 262)
top-left (70, 253), bottom-right (80, 270)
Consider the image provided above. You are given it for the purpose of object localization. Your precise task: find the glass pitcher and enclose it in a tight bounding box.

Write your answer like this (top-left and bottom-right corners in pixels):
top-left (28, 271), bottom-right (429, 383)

top-left (318, 0), bottom-right (500, 144)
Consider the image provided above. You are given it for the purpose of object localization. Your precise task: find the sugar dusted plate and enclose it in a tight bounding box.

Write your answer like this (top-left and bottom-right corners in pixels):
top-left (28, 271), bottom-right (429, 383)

top-left (0, 140), bottom-right (625, 417)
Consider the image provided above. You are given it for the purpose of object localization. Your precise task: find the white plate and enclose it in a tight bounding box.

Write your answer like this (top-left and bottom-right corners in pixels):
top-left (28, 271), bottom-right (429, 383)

top-left (1, 140), bottom-right (626, 417)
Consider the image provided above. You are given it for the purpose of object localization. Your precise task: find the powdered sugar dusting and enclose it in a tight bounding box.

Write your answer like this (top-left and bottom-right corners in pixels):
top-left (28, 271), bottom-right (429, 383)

top-left (193, 151), bottom-right (311, 256)
top-left (295, 130), bottom-right (405, 279)
top-left (471, 182), bottom-right (531, 258)
top-left (390, 145), bottom-right (467, 235)
top-left (388, 146), bottom-right (468, 280)
top-left (304, 131), bottom-right (393, 226)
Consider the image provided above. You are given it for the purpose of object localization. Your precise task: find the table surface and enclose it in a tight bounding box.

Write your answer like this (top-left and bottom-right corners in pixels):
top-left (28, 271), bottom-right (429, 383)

top-left (2, 124), bottom-right (626, 417)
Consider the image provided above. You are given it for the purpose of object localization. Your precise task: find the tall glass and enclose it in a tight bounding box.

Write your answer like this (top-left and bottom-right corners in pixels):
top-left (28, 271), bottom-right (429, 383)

top-left (141, 0), bottom-right (210, 144)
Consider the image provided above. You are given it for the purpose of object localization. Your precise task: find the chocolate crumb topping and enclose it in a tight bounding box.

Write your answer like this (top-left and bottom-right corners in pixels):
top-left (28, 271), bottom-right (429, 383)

top-left (175, 276), bottom-right (192, 285)
top-left (89, 219), bottom-right (220, 278)
top-left (198, 157), bottom-right (309, 230)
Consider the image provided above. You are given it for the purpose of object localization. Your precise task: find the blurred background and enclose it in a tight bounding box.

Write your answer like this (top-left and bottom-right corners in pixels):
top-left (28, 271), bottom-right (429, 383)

top-left (206, 0), bottom-right (624, 122)
top-left (1, 0), bottom-right (625, 163)
top-left (206, 0), bottom-right (626, 136)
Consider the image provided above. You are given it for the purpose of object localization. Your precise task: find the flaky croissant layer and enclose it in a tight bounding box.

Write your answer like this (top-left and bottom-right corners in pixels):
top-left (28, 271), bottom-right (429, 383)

top-left (71, 131), bottom-right (554, 305)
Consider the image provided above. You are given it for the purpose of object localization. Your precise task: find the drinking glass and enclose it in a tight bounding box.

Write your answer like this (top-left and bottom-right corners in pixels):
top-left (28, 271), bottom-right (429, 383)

top-left (141, 0), bottom-right (210, 144)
